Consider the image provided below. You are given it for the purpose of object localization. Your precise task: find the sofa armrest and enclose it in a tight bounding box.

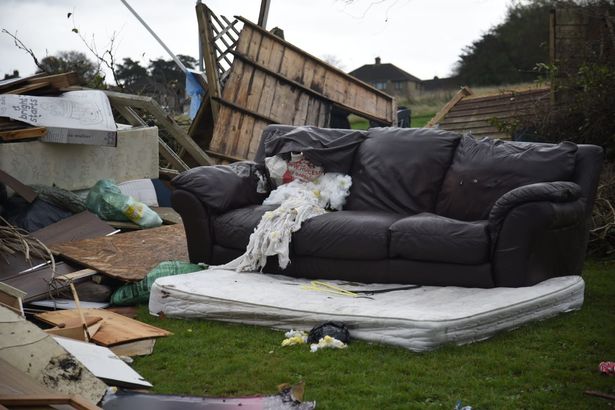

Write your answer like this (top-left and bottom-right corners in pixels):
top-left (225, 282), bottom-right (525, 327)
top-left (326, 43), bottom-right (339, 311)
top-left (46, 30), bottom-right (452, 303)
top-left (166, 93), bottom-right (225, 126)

top-left (171, 161), bottom-right (268, 213)
top-left (488, 181), bottom-right (583, 240)
top-left (490, 197), bottom-right (587, 287)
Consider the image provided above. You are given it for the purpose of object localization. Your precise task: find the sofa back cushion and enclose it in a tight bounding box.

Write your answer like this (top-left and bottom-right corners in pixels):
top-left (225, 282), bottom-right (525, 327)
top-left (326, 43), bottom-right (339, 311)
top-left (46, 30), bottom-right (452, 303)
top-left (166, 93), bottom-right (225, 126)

top-left (254, 125), bottom-right (367, 173)
top-left (435, 136), bottom-right (578, 221)
top-left (346, 128), bottom-right (461, 214)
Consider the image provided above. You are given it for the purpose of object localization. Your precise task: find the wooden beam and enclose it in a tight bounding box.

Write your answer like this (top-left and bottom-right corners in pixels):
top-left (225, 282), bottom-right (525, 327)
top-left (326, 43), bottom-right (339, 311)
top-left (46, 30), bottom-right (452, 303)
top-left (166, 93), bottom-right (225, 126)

top-left (205, 149), bottom-right (246, 163)
top-left (0, 394), bottom-right (101, 410)
top-left (6, 82), bottom-right (50, 95)
top-left (0, 126), bottom-right (46, 141)
top-left (104, 90), bottom-right (213, 166)
top-left (113, 104), bottom-right (147, 127)
top-left (426, 87), bottom-right (473, 128)
top-left (196, 3), bottom-right (222, 123)
top-left (158, 137), bottom-right (190, 171)
top-left (213, 96), bottom-right (278, 124)
top-left (112, 98), bottom-right (190, 171)
top-left (0, 169), bottom-right (37, 203)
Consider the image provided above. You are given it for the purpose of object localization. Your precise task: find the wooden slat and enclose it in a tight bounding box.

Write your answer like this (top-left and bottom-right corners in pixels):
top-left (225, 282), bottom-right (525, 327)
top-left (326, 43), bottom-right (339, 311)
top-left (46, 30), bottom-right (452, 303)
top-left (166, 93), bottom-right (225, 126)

top-left (30, 211), bottom-right (116, 247)
top-left (196, 3), bottom-right (222, 123)
top-left (3, 262), bottom-right (79, 303)
top-left (440, 110), bottom-right (534, 125)
top-left (456, 87), bottom-right (549, 106)
top-left (105, 90), bottom-right (213, 166)
top-left (0, 126), bottom-right (46, 141)
top-left (5, 82), bottom-right (50, 95)
top-left (0, 169), bottom-right (37, 203)
top-left (444, 101), bottom-right (544, 119)
top-left (92, 102), bottom-right (189, 171)
top-left (0, 72), bottom-right (80, 95)
top-left (158, 137), bottom-right (190, 172)
top-left (440, 123), bottom-right (501, 133)
top-left (35, 308), bottom-right (171, 346)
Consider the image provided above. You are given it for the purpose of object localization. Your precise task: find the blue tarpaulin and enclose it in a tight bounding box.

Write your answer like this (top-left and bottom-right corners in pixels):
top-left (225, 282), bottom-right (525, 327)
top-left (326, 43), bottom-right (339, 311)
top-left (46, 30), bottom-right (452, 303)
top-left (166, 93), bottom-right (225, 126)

top-left (185, 70), bottom-right (204, 119)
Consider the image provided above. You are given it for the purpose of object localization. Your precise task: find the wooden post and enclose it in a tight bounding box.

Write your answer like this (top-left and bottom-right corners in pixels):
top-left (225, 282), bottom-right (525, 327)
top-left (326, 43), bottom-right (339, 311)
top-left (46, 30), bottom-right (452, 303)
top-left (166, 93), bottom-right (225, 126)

top-left (258, 0), bottom-right (271, 29)
top-left (196, 3), bottom-right (221, 123)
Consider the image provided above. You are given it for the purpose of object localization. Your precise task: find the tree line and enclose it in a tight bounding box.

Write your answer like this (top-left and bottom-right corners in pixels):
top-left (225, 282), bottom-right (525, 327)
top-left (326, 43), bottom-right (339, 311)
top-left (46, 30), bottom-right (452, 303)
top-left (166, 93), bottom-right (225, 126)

top-left (30, 51), bottom-right (197, 114)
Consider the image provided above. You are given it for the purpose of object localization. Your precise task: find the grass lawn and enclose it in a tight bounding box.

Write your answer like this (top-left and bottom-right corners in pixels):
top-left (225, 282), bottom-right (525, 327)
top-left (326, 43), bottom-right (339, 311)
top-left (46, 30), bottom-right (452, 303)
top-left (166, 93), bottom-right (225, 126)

top-left (349, 112), bottom-right (433, 130)
top-left (134, 259), bottom-right (615, 409)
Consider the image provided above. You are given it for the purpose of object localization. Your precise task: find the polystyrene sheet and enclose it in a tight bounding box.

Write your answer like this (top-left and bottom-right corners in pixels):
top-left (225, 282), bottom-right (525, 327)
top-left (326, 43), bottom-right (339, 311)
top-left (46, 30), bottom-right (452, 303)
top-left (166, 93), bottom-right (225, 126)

top-left (149, 270), bottom-right (584, 351)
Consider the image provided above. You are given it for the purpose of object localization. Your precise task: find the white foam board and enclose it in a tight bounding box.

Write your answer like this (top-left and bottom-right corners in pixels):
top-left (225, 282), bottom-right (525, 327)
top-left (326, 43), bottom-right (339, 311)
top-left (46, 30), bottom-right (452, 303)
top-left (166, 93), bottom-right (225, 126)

top-left (53, 336), bottom-right (152, 388)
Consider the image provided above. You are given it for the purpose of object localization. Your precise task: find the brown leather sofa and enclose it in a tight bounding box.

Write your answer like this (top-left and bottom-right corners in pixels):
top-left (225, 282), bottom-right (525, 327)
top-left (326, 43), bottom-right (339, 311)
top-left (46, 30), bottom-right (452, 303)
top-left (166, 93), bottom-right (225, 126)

top-left (171, 126), bottom-right (603, 288)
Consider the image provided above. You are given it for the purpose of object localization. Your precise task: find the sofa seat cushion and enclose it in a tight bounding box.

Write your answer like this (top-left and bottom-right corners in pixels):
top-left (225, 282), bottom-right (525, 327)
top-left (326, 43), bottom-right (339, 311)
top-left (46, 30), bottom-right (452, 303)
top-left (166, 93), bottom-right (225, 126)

top-left (293, 210), bottom-right (403, 260)
top-left (436, 136), bottom-right (578, 221)
top-left (213, 204), bottom-right (278, 250)
top-left (389, 213), bottom-right (489, 265)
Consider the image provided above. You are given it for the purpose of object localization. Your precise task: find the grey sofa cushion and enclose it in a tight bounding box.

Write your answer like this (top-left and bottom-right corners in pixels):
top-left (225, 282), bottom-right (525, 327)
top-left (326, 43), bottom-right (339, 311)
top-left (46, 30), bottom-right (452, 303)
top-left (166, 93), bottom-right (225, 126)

top-left (346, 128), bottom-right (461, 214)
top-left (389, 213), bottom-right (490, 265)
top-left (293, 210), bottom-right (403, 260)
top-left (435, 136), bottom-right (578, 221)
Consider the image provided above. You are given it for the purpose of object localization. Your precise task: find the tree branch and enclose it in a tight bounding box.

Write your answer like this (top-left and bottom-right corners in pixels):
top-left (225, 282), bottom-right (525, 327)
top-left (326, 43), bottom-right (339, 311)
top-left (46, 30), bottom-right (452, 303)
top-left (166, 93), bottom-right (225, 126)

top-left (1, 29), bottom-right (45, 72)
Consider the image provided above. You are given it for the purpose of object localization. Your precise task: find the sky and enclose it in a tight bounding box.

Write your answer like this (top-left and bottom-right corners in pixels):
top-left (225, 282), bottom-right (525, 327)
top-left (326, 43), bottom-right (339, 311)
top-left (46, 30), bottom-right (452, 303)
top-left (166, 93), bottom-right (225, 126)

top-left (0, 0), bottom-right (512, 82)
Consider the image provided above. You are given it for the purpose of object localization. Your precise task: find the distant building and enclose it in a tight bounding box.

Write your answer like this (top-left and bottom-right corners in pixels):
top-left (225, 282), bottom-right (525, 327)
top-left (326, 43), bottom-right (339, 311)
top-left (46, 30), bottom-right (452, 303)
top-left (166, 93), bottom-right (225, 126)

top-left (421, 75), bottom-right (463, 93)
top-left (349, 57), bottom-right (421, 99)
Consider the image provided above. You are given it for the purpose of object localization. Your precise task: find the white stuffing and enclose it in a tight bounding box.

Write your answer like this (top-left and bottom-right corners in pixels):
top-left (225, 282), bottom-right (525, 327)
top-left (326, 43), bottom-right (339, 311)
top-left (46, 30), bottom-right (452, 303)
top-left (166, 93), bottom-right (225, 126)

top-left (215, 173), bottom-right (352, 272)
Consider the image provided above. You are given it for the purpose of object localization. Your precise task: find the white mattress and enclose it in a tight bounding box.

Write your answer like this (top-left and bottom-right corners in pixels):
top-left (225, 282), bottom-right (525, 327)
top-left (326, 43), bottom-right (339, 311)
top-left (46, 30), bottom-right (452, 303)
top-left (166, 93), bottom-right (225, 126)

top-left (149, 269), bottom-right (584, 351)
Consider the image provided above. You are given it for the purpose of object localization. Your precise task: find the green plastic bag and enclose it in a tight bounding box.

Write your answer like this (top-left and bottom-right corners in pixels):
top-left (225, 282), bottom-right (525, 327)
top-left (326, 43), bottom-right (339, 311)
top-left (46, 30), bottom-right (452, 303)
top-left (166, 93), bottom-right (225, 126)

top-left (86, 179), bottom-right (163, 228)
top-left (111, 261), bottom-right (206, 306)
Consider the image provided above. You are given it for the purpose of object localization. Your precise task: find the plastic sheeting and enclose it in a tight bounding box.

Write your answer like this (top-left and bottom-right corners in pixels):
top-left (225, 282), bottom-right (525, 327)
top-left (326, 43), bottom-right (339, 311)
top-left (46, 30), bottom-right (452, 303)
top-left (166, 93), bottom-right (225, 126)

top-left (150, 270), bottom-right (584, 352)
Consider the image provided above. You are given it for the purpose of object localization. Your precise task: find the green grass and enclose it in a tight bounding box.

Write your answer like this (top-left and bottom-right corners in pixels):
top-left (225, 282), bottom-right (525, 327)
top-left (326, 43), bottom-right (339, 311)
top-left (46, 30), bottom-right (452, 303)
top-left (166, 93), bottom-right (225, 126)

top-left (133, 259), bottom-right (615, 409)
top-left (349, 113), bottom-right (435, 130)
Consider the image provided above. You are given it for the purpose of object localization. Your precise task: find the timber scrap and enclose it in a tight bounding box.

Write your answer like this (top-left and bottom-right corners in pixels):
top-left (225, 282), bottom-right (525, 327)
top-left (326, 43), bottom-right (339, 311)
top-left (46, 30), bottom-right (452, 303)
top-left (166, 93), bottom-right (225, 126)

top-left (190, 4), bottom-right (396, 163)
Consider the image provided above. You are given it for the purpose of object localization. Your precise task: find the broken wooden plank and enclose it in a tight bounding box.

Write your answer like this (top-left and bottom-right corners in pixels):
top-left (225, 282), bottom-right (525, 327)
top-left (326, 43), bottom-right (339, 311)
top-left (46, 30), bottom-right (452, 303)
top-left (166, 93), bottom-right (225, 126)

top-left (196, 2), bottom-right (222, 123)
top-left (0, 169), bottom-right (37, 203)
top-left (104, 90), bottom-right (213, 166)
top-left (426, 86), bottom-right (473, 128)
top-left (0, 393), bottom-right (101, 410)
top-left (0, 125), bottom-right (46, 141)
top-left (36, 308), bottom-right (171, 346)
top-left (30, 211), bottom-right (116, 247)
top-left (0, 72), bottom-right (80, 95)
top-left (51, 224), bottom-right (188, 282)
top-left (2, 261), bottom-right (80, 303)
top-left (0, 282), bottom-right (25, 317)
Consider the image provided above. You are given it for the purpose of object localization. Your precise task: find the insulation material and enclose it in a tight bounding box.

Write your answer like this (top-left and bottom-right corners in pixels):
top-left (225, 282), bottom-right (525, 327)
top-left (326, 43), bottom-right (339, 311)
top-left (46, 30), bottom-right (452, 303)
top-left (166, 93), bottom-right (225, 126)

top-left (150, 269), bottom-right (584, 352)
